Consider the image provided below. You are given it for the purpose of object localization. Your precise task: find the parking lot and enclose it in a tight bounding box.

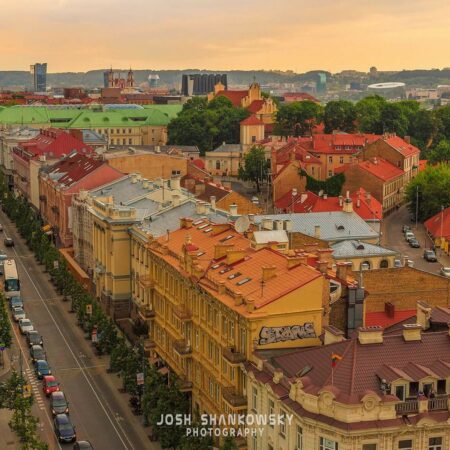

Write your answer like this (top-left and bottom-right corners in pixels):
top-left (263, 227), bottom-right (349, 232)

top-left (382, 205), bottom-right (450, 274)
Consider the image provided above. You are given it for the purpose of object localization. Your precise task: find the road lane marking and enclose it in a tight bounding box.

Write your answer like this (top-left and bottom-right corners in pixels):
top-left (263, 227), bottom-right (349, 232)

top-left (8, 234), bottom-right (133, 450)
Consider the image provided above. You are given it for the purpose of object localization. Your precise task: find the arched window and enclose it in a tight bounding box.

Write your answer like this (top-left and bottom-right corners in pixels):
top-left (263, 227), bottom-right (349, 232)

top-left (361, 260), bottom-right (371, 270)
top-left (216, 160), bottom-right (221, 170)
top-left (380, 259), bottom-right (389, 268)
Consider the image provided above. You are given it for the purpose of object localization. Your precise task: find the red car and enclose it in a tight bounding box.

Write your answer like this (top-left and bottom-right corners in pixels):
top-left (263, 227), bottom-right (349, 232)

top-left (42, 375), bottom-right (60, 396)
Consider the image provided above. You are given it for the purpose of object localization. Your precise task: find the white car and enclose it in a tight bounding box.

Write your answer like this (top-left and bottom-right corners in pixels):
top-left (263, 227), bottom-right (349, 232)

top-left (440, 267), bottom-right (450, 278)
top-left (13, 307), bottom-right (26, 322)
top-left (19, 318), bottom-right (34, 335)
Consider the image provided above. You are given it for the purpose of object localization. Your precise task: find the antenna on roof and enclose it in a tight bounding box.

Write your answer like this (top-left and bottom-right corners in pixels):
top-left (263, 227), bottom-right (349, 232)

top-left (234, 215), bottom-right (250, 234)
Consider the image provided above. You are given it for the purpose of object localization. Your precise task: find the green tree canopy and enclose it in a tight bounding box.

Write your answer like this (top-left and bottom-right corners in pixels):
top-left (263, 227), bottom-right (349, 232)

top-left (380, 103), bottom-right (409, 136)
top-left (426, 140), bottom-right (450, 164)
top-left (238, 145), bottom-right (269, 192)
top-left (408, 109), bottom-right (441, 150)
top-left (355, 95), bottom-right (386, 133)
top-left (167, 96), bottom-right (249, 155)
top-left (405, 163), bottom-right (450, 221)
top-left (275, 100), bottom-right (323, 137)
top-left (324, 100), bottom-right (356, 133)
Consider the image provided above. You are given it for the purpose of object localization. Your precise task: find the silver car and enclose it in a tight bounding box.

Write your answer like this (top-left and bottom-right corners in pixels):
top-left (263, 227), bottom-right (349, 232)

top-left (19, 318), bottom-right (34, 335)
top-left (440, 267), bottom-right (450, 278)
top-left (13, 307), bottom-right (26, 322)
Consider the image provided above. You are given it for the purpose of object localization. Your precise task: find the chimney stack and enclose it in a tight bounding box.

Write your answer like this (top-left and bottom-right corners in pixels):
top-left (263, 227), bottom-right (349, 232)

top-left (262, 265), bottom-right (277, 281)
top-left (336, 261), bottom-right (352, 280)
top-left (402, 324), bottom-right (422, 342)
top-left (314, 225), bottom-right (321, 239)
top-left (229, 203), bottom-right (238, 217)
top-left (323, 325), bottom-right (345, 346)
top-left (171, 176), bottom-right (181, 191)
top-left (338, 195), bottom-right (343, 207)
top-left (357, 326), bottom-right (384, 344)
top-left (210, 196), bottom-right (216, 210)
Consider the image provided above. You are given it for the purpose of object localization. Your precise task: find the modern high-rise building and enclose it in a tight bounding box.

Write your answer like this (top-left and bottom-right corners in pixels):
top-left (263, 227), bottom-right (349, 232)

top-left (30, 63), bottom-right (47, 92)
top-left (181, 73), bottom-right (227, 96)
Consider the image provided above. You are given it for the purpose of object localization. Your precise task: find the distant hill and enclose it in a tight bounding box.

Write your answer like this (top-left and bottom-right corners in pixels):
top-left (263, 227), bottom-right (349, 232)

top-left (1, 68), bottom-right (450, 90)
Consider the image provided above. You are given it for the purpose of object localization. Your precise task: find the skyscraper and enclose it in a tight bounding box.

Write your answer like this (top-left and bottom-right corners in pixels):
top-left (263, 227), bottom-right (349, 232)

top-left (30, 63), bottom-right (47, 92)
top-left (181, 73), bottom-right (228, 96)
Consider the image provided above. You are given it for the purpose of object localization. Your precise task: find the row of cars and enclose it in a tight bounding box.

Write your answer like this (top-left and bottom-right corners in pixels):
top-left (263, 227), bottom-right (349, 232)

top-left (9, 295), bottom-right (93, 449)
top-left (402, 225), bottom-right (450, 277)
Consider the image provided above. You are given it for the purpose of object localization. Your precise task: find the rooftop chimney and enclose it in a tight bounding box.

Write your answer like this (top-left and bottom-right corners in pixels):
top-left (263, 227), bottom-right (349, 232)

top-left (195, 200), bottom-right (205, 215)
top-left (274, 220), bottom-right (284, 230)
top-left (323, 193), bottom-right (328, 200)
top-left (210, 196), bottom-right (216, 210)
top-left (338, 195), bottom-right (343, 207)
top-left (229, 203), bottom-right (238, 217)
top-left (314, 225), bottom-right (320, 239)
top-left (416, 301), bottom-right (432, 331)
top-left (357, 326), bottom-right (384, 344)
top-left (262, 218), bottom-right (273, 230)
top-left (171, 176), bottom-right (181, 191)
top-left (262, 265), bottom-right (277, 281)
top-left (343, 198), bottom-right (353, 213)
top-left (402, 324), bottom-right (422, 342)
top-left (323, 325), bottom-right (345, 346)
top-left (336, 261), bottom-right (352, 280)
top-left (317, 260), bottom-right (328, 274)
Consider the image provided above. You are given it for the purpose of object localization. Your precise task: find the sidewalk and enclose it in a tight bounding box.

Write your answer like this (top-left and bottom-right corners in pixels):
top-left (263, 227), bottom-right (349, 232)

top-left (0, 350), bottom-right (20, 449)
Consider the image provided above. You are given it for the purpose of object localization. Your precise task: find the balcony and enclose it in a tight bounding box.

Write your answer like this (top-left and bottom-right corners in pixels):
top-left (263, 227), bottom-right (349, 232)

top-left (173, 304), bottom-right (192, 321)
top-left (173, 339), bottom-right (192, 356)
top-left (428, 396), bottom-right (448, 411)
top-left (179, 379), bottom-right (193, 392)
top-left (223, 347), bottom-right (246, 365)
top-left (138, 307), bottom-right (155, 320)
top-left (395, 400), bottom-right (418, 415)
top-left (139, 274), bottom-right (154, 288)
top-left (222, 387), bottom-right (247, 409)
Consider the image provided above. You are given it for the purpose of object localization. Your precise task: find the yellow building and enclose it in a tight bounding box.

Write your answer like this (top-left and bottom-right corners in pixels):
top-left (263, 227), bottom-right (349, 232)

top-left (246, 323), bottom-right (450, 450)
top-left (130, 218), bottom-right (329, 418)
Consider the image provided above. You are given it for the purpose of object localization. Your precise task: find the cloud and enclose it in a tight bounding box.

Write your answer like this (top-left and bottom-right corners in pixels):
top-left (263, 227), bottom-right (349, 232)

top-left (1, 0), bottom-right (450, 72)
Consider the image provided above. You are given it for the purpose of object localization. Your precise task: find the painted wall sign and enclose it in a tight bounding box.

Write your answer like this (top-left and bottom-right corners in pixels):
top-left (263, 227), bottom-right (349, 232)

top-left (258, 323), bottom-right (316, 345)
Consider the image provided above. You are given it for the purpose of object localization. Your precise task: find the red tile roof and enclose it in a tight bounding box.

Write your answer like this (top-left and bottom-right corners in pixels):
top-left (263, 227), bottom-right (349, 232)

top-left (215, 90), bottom-right (247, 107)
top-left (419, 160), bottom-right (427, 172)
top-left (191, 158), bottom-right (205, 170)
top-left (365, 310), bottom-right (416, 327)
top-left (283, 92), bottom-right (320, 103)
top-left (247, 100), bottom-right (265, 114)
top-left (45, 153), bottom-right (104, 188)
top-left (275, 188), bottom-right (382, 220)
top-left (383, 135), bottom-right (420, 157)
top-left (240, 115), bottom-right (264, 126)
top-left (424, 207), bottom-right (450, 239)
top-left (335, 157), bottom-right (404, 181)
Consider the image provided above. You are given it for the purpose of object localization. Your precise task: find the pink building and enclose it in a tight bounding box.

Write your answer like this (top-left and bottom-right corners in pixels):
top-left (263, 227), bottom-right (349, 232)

top-left (39, 153), bottom-right (123, 247)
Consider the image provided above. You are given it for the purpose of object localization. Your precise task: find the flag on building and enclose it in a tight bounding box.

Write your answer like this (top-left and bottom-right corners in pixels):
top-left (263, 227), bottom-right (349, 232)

top-left (331, 353), bottom-right (342, 368)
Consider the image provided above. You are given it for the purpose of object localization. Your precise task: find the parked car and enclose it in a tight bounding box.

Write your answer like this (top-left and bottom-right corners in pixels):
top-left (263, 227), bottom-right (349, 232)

top-left (9, 296), bottom-right (23, 310)
top-left (4, 237), bottom-right (14, 247)
top-left (405, 231), bottom-right (415, 242)
top-left (402, 225), bottom-right (411, 233)
top-left (440, 267), bottom-right (450, 278)
top-left (0, 261), bottom-right (4, 276)
top-left (43, 375), bottom-right (60, 396)
top-left (0, 224), bottom-right (3, 232)
top-left (54, 414), bottom-right (76, 443)
top-left (34, 359), bottom-right (51, 379)
top-left (0, 251), bottom-right (6, 260)
top-left (394, 259), bottom-right (402, 268)
top-left (424, 249), bottom-right (438, 262)
top-left (50, 391), bottom-right (69, 416)
top-left (18, 318), bottom-right (34, 335)
top-left (406, 259), bottom-right (415, 268)
top-left (26, 330), bottom-right (43, 347)
top-left (409, 239), bottom-right (421, 248)
top-left (12, 307), bottom-right (26, 322)
top-left (73, 441), bottom-right (93, 450)
top-left (30, 345), bottom-right (46, 363)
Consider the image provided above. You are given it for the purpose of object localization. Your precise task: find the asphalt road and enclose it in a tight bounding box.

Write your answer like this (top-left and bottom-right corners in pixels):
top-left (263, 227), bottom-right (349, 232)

top-left (382, 205), bottom-right (449, 274)
top-left (1, 209), bottom-right (154, 450)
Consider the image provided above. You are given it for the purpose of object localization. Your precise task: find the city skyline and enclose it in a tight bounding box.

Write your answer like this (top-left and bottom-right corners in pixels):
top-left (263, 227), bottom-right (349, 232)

top-left (2, 0), bottom-right (450, 73)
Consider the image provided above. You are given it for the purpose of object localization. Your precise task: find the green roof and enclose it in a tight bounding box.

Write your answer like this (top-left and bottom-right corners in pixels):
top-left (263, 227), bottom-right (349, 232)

top-left (0, 106), bottom-right (179, 128)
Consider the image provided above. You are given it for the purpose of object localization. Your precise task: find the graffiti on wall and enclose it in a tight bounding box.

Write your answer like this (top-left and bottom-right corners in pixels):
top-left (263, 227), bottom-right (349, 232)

top-left (258, 323), bottom-right (316, 345)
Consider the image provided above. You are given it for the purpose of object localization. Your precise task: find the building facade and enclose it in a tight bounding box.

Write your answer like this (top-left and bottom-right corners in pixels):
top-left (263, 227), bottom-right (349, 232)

top-left (30, 63), bottom-right (47, 92)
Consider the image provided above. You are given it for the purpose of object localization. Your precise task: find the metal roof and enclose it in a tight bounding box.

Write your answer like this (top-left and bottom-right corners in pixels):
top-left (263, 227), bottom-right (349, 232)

top-left (253, 230), bottom-right (288, 244)
top-left (253, 212), bottom-right (379, 242)
top-left (331, 240), bottom-right (397, 258)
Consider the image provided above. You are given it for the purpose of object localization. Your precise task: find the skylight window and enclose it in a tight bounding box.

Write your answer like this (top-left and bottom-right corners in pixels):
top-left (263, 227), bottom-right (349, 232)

top-left (193, 219), bottom-right (203, 226)
top-left (219, 267), bottom-right (231, 274)
top-left (228, 272), bottom-right (241, 280)
top-left (198, 224), bottom-right (209, 230)
top-left (236, 277), bottom-right (251, 286)
top-left (211, 263), bottom-right (221, 269)
top-left (197, 251), bottom-right (205, 257)
top-left (220, 235), bottom-right (234, 243)
top-left (203, 228), bottom-right (212, 233)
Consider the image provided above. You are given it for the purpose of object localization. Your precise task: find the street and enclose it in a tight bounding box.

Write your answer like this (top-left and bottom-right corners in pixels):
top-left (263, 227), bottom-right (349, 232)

top-left (382, 205), bottom-right (450, 273)
top-left (0, 209), bottom-right (157, 450)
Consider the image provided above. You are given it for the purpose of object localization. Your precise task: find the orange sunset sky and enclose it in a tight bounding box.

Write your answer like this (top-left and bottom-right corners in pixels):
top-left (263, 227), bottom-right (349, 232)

top-left (1, 0), bottom-right (450, 73)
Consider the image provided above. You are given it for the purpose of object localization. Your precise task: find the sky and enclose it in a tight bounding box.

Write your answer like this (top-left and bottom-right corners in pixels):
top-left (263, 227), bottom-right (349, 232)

top-left (1, 0), bottom-right (450, 73)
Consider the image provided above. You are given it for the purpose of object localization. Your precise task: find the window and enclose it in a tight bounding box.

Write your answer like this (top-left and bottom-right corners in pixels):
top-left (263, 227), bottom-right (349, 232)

top-left (279, 409), bottom-right (286, 437)
top-left (398, 440), bottom-right (413, 450)
top-left (328, 156), bottom-right (333, 163)
top-left (320, 437), bottom-right (338, 450)
top-left (252, 135), bottom-right (256, 143)
top-left (429, 437), bottom-right (443, 450)
top-left (216, 160), bottom-right (221, 170)
top-left (268, 399), bottom-right (274, 428)
top-left (339, 156), bottom-right (344, 164)
top-left (328, 170), bottom-right (333, 177)
top-left (295, 425), bottom-right (302, 449)
top-left (437, 379), bottom-right (446, 394)
top-left (379, 259), bottom-right (389, 268)
top-left (128, 138), bottom-right (132, 144)
top-left (363, 445), bottom-right (377, 450)
top-left (251, 386), bottom-right (257, 411)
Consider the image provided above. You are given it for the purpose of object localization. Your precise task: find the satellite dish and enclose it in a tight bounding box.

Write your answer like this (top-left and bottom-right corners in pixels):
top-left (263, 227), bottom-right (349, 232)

top-left (234, 216), bottom-right (251, 233)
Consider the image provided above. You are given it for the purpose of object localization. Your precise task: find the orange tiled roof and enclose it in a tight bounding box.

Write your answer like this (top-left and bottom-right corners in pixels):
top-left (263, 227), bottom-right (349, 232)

top-left (424, 207), bottom-right (450, 239)
top-left (335, 158), bottom-right (404, 182)
top-left (383, 135), bottom-right (420, 157)
top-left (247, 100), bottom-right (265, 114)
top-left (152, 219), bottom-right (321, 312)
top-left (216, 90), bottom-right (247, 107)
top-left (240, 115), bottom-right (264, 126)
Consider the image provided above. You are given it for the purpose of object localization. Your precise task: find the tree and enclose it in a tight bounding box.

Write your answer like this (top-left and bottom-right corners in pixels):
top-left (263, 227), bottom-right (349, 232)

top-left (238, 145), bottom-right (269, 192)
top-left (405, 163), bottom-right (450, 221)
top-left (355, 95), bottom-right (386, 133)
top-left (220, 436), bottom-right (239, 450)
top-left (275, 101), bottom-right (323, 137)
top-left (435, 106), bottom-right (450, 141)
top-left (0, 293), bottom-right (12, 348)
top-left (408, 109), bottom-right (441, 150)
top-left (179, 422), bottom-right (213, 450)
top-left (167, 96), bottom-right (249, 154)
top-left (324, 100), bottom-right (356, 133)
top-left (427, 140), bottom-right (450, 164)
top-left (380, 103), bottom-right (409, 136)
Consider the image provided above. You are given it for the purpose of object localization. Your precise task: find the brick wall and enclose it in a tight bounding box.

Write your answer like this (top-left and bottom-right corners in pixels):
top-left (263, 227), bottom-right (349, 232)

top-left (273, 162), bottom-right (306, 202)
top-left (363, 267), bottom-right (450, 313)
top-left (363, 140), bottom-right (404, 169)
top-left (340, 165), bottom-right (384, 205)
top-left (291, 232), bottom-right (329, 250)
